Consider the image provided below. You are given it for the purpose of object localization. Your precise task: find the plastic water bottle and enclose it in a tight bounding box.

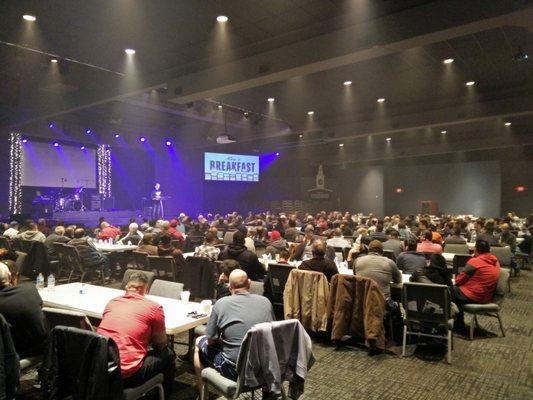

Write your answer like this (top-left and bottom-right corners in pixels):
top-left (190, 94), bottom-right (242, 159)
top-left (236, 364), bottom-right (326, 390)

top-left (80, 283), bottom-right (87, 295)
top-left (127, 240), bottom-right (132, 246)
top-left (36, 273), bottom-right (44, 290)
top-left (47, 274), bottom-right (55, 291)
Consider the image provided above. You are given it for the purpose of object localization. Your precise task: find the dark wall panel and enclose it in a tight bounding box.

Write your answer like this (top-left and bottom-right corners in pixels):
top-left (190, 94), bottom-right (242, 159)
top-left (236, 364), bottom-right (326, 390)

top-left (500, 160), bottom-right (533, 216)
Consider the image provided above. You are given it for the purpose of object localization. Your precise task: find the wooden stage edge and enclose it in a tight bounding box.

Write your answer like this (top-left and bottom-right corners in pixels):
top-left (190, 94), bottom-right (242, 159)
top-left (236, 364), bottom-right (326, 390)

top-left (53, 210), bottom-right (143, 227)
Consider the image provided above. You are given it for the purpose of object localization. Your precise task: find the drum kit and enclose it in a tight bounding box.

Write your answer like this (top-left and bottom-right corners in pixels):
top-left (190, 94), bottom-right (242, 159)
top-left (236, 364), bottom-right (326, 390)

top-left (54, 186), bottom-right (86, 212)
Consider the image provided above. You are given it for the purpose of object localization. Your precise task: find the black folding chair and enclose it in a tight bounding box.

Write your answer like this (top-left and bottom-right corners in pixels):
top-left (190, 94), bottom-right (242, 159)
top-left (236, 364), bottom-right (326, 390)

top-left (147, 255), bottom-right (179, 282)
top-left (0, 236), bottom-right (12, 251)
top-left (267, 263), bottom-right (295, 320)
top-left (183, 256), bottom-right (218, 300)
top-left (452, 254), bottom-right (472, 276)
top-left (133, 251), bottom-right (150, 270)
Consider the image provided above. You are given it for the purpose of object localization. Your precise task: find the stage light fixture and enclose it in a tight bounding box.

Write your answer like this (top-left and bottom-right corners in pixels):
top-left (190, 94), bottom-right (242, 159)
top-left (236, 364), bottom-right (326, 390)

top-left (443, 58), bottom-right (454, 64)
top-left (377, 98), bottom-right (385, 103)
top-left (299, 134), bottom-right (303, 138)
top-left (23, 15), bottom-right (36, 21)
top-left (85, 129), bottom-right (92, 134)
top-left (139, 136), bottom-right (146, 142)
top-left (165, 140), bottom-right (172, 146)
top-left (22, 139), bottom-right (28, 144)
top-left (218, 104), bottom-right (223, 109)
top-left (114, 133), bottom-right (120, 138)
top-left (275, 152), bottom-right (280, 156)
top-left (48, 122), bottom-right (55, 129)
top-left (80, 145), bottom-right (85, 150)
top-left (217, 15), bottom-right (228, 22)
top-left (307, 111), bottom-right (314, 115)
top-left (339, 143), bottom-right (344, 147)
top-left (441, 130), bottom-right (447, 134)
top-left (124, 48), bottom-right (136, 55)
top-left (51, 58), bottom-right (58, 63)
top-left (465, 81), bottom-right (475, 86)
top-left (244, 112), bottom-right (249, 118)
top-left (386, 137), bottom-right (391, 142)
top-left (504, 122), bottom-right (511, 126)
top-left (53, 141), bottom-right (59, 147)
top-left (343, 81), bottom-right (352, 86)
top-left (267, 97), bottom-right (275, 102)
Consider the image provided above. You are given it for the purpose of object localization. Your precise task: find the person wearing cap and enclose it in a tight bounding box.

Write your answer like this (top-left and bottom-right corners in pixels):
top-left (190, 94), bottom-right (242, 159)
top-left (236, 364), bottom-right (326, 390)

top-left (3, 221), bottom-right (20, 239)
top-left (354, 240), bottom-right (402, 299)
top-left (265, 230), bottom-right (287, 255)
top-left (298, 239), bottom-right (339, 282)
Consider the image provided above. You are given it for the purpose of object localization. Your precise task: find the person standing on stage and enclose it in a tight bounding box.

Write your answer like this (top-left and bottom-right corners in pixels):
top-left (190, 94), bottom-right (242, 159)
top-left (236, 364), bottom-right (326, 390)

top-left (151, 183), bottom-right (163, 221)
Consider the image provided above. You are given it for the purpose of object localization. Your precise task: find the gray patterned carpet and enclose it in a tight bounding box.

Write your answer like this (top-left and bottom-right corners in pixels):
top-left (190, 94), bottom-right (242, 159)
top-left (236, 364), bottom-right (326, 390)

top-left (20, 269), bottom-right (533, 399)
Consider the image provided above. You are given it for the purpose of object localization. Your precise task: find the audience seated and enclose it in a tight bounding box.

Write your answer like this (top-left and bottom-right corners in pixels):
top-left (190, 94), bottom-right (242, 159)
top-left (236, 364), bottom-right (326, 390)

top-left (0, 262), bottom-right (48, 358)
top-left (382, 230), bottom-right (405, 257)
top-left (157, 234), bottom-right (185, 265)
top-left (476, 220), bottom-right (500, 246)
top-left (326, 228), bottom-right (351, 248)
top-left (44, 225), bottom-right (70, 260)
top-left (118, 223), bottom-right (142, 245)
top-left (68, 228), bottom-right (110, 276)
top-left (411, 253), bottom-right (452, 286)
top-left (37, 218), bottom-right (51, 237)
top-left (292, 225), bottom-right (317, 260)
top-left (136, 233), bottom-right (158, 255)
top-left (444, 226), bottom-right (467, 245)
top-left (218, 231), bottom-right (266, 281)
top-left (396, 239), bottom-right (427, 274)
top-left (417, 231), bottom-right (443, 254)
top-left (216, 259), bottom-right (241, 299)
top-left (299, 240), bottom-right (339, 282)
top-left (97, 271), bottom-right (175, 397)
top-left (369, 223), bottom-right (388, 242)
top-left (354, 240), bottom-right (402, 300)
top-left (284, 219), bottom-right (299, 242)
top-left (499, 223), bottom-right (517, 252)
top-left (194, 269), bottom-right (274, 393)
top-left (265, 230), bottom-right (287, 255)
top-left (193, 231), bottom-right (221, 261)
top-left (2, 221), bottom-right (19, 239)
top-left (98, 222), bottom-right (121, 242)
top-left (451, 240), bottom-right (500, 332)
top-left (15, 221), bottom-right (46, 242)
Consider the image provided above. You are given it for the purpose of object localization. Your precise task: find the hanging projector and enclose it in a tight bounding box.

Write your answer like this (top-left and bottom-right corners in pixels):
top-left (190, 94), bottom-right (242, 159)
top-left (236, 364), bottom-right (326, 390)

top-left (216, 134), bottom-right (236, 144)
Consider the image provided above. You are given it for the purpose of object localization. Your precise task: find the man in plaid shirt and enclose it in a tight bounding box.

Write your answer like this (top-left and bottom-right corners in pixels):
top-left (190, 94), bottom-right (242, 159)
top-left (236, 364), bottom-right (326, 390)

top-left (193, 231), bottom-right (221, 261)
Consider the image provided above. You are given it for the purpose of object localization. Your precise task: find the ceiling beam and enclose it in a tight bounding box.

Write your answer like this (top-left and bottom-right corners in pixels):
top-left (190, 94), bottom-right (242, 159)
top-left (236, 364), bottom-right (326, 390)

top-left (167, 2), bottom-right (533, 104)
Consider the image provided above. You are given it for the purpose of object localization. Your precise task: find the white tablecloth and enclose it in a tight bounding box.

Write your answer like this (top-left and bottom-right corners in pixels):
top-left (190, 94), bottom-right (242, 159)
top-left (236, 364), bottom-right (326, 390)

top-left (39, 283), bottom-right (209, 335)
top-left (93, 243), bottom-right (138, 253)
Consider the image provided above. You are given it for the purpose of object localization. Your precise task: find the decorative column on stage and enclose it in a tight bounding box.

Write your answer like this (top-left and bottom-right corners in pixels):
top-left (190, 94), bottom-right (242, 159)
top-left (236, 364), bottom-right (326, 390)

top-left (9, 132), bottom-right (22, 214)
top-left (97, 144), bottom-right (112, 200)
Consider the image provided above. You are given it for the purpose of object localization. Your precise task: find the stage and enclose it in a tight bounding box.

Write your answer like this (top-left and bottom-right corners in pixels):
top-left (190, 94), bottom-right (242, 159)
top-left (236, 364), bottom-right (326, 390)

top-left (53, 210), bottom-right (143, 227)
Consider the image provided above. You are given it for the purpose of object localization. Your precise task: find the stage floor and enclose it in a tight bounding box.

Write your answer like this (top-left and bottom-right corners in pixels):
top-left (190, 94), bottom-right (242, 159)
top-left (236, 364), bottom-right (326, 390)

top-left (53, 210), bottom-right (143, 227)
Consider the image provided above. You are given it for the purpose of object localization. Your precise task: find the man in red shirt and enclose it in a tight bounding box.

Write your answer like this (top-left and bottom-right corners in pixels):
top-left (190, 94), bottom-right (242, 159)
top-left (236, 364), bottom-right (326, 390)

top-left (452, 239), bottom-right (500, 332)
top-left (416, 231), bottom-right (443, 254)
top-left (98, 272), bottom-right (175, 397)
top-left (98, 222), bottom-right (122, 242)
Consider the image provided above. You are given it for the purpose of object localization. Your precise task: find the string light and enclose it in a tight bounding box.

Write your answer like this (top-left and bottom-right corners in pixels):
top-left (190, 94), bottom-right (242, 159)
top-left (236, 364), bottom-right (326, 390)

top-left (9, 133), bottom-right (22, 214)
top-left (97, 144), bottom-right (112, 199)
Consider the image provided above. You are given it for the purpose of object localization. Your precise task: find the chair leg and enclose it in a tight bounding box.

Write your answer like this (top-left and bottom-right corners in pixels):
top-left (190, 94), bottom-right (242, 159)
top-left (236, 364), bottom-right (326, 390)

top-left (496, 312), bottom-right (505, 337)
top-left (447, 329), bottom-right (452, 364)
top-left (401, 324), bottom-right (407, 357)
top-left (201, 381), bottom-right (209, 400)
top-left (157, 383), bottom-right (165, 400)
top-left (469, 314), bottom-right (475, 340)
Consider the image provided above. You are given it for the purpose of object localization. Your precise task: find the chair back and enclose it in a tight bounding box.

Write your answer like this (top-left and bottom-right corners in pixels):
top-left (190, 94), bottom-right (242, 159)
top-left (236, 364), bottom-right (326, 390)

top-left (14, 251), bottom-right (27, 275)
top-left (133, 251), bottom-right (150, 270)
top-left (171, 239), bottom-right (183, 251)
top-left (0, 236), bottom-right (11, 250)
top-left (494, 268), bottom-right (510, 300)
top-left (401, 282), bottom-right (451, 326)
top-left (216, 230), bottom-right (224, 239)
top-left (53, 243), bottom-right (68, 276)
top-left (223, 231), bottom-right (236, 245)
top-left (149, 279), bottom-right (184, 299)
top-left (490, 247), bottom-right (512, 267)
top-left (184, 235), bottom-right (204, 252)
top-left (42, 307), bottom-right (93, 331)
top-left (147, 255), bottom-right (178, 281)
top-left (121, 269), bottom-right (155, 290)
top-left (183, 256), bottom-right (218, 299)
top-left (63, 244), bottom-right (84, 273)
top-left (332, 246), bottom-right (346, 262)
top-left (452, 254), bottom-right (472, 275)
top-left (268, 263), bottom-right (295, 302)
top-left (249, 281), bottom-right (264, 296)
top-left (443, 244), bottom-right (469, 255)
top-left (255, 246), bottom-right (267, 258)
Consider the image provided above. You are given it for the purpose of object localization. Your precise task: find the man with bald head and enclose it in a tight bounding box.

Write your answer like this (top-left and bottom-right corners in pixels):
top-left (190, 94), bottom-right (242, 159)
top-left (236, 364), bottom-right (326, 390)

top-left (194, 269), bottom-right (274, 391)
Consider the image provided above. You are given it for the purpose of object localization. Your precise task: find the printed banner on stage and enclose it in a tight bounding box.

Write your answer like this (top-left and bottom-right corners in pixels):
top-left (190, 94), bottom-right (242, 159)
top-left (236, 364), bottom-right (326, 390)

top-left (204, 152), bottom-right (259, 182)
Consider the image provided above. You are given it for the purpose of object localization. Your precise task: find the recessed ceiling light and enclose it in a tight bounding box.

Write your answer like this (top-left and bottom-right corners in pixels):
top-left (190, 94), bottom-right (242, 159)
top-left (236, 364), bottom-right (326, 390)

top-left (218, 104), bottom-right (223, 109)
top-left (339, 143), bottom-right (344, 147)
top-left (343, 80), bottom-right (352, 86)
top-left (377, 98), bottom-right (385, 103)
top-left (465, 81), bottom-right (475, 86)
top-left (504, 122), bottom-right (511, 126)
top-left (124, 48), bottom-right (136, 55)
top-left (443, 58), bottom-right (454, 64)
top-left (441, 130), bottom-right (447, 134)
top-left (386, 137), bottom-right (391, 141)
top-left (23, 15), bottom-right (36, 21)
top-left (299, 134), bottom-right (303, 138)
top-left (307, 111), bottom-right (314, 115)
top-left (217, 15), bottom-right (229, 22)
top-left (267, 97), bottom-right (275, 102)
top-left (50, 58), bottom-right (58, 63)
